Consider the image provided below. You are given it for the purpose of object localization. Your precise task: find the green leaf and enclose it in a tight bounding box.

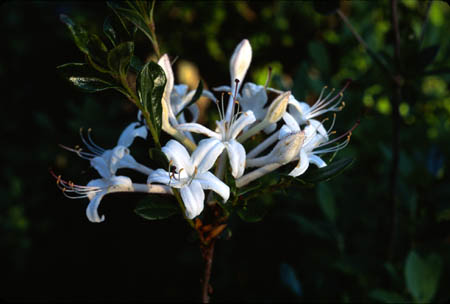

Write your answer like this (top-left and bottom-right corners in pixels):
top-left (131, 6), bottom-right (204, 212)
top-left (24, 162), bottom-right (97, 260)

top-left (405, 251), bottom-right (442, 303)
top-left (176, 80), bottom-right (203, 118)
top-left (107, 41), bottom-right (134, 77)
top-left (130, 55), bottom-right (144, 72)
top-left (60, 14), bottom-right (108, 68)
top-left (236, 199), bottom-right (270, 223)
top-left (134, 196), bottom-right (178, 220)
top-left (57, 63), bottom-right (125, 94)
top-left (103, 15), bottom-right (118, 47)
top-left (302, 157), bottom-right (354, 183)
top-left (369, 289), bottom-right (408, 303)
top-left (308, 41), bottom-right (330, 76)
top-left (316, 182), bottom-right (337, 223)
top-left (148, 148), bottom-right (169, 168)
top-left (137, 60), bottom-right (166, 140)
top-left (108, 4), bottom-right (154, 45)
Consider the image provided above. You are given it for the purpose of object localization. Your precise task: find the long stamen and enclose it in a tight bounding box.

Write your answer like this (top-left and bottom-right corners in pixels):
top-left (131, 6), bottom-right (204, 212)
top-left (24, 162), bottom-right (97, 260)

top-left (58, 144), bottom-right (97, 160)
top-left (87, 128), bottom-right (106, 153)
top-left (79, 128), bottom-right (104, 155)
top-left (50, 169), bottom-right (102, 199)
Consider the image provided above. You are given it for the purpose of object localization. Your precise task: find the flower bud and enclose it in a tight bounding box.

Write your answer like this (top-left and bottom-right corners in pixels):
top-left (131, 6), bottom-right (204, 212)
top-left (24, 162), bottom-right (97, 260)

top-left (271, 131), bottom-right (304, 165)
top-left (230, 39), bottom-right (252, 84)
top-left (264, 91), bottom-right (291, 124)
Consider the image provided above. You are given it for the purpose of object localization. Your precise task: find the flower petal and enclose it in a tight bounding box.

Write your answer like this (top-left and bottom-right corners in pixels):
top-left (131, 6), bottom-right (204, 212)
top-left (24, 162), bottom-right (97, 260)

top-left (158, 54), bottom-right (174, 99)
top-left (289, 149), bottom-right (310, 177)
top-left (225, 139), bottom-right (246, 178)
top-left (212, 85), bottom-right (232, 92)
top-left (288, 97), bottom-right (310, 125)
top-left (147, 168), bottom-right (182, 187)
top-left (282, 112), bottom-right (301, 133)
top-left (309, 154), bottom-right (327, 168)
top-left (180, 180), bottom-right (204, 219)
top-left (309, 119), bottom-right (328, 139)
top-left (86, 191), bottom-right (106, 223)
top-left (191, 138), bottom-right (225, 173)
top-left (176, 123), bottom-right (221, 139)
top-left (229, 110), bottom-right (256, 139)
top-left (117, 122), bottom-right (148, 147)
top-left (91, 155), bottom-right (112, 179)
top-left (196, 171), bottom-right (230, 202)
top-left (162, 140), bottom-right (193, 175)
top-left (230, 39), bottom-right (252, 86)
top-left (240, 82), bottom-right (268, 120)
top-left (109, 146), bottom-right (129, 175)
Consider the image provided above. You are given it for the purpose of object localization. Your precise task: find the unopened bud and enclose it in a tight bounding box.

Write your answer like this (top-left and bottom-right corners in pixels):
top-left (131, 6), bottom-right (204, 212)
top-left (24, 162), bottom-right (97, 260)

top-left (230, 39), bottom-right (252, 84)
top-left (272, 131), bottom-right (304, 165)
top-left (264, 91), bottom-right (291, 124)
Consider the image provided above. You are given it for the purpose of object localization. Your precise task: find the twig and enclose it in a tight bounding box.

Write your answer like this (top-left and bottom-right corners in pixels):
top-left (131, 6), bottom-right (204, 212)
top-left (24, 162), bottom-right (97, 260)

top-left (201, 239), bottom-right (216, 303)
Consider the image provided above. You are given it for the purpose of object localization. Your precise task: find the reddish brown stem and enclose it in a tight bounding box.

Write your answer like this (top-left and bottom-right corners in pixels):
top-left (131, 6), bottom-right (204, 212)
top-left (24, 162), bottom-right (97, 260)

top-left (201, 240), bottom-right (216, 303)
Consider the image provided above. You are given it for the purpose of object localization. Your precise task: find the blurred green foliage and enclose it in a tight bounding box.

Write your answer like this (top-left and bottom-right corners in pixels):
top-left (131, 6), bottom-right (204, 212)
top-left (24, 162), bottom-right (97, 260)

top-left (1, 0), bottom-right (450, 302)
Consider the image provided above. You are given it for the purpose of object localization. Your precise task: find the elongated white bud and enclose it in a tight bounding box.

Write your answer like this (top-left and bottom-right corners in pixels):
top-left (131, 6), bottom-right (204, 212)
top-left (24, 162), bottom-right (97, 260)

top-left (264, 91), bottom-right (291, 124)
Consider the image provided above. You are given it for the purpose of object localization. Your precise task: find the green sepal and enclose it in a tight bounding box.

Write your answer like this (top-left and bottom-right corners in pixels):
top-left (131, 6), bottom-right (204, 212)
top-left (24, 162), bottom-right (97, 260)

top-left (134, 196), bottom-right (179, 220)
top-left (137, 60), bottom-right (166, 141)
top-left (176, 80), bottom-right (203, 118)
top-left (301, 157), bottom-right (355, 183)
top-left (57, 62), bottom-right (127, 94)
top-left (107, 41), bottom-right (134, 77)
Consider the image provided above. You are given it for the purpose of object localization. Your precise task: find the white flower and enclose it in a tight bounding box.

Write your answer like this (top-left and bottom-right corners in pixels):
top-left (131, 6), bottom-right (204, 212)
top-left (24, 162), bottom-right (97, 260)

top-left (53, 173), bottom-right (171, 223)
top-left (61, 122), bottom-right (152, 177)
top-left (148, 140), bottom-right (230, 219)
top-left (176, 108), bottom-right (256, 178)
top-left (280, 112), bottom-right (353, 177)
top-left (157, 54), bottom-right (215, 143)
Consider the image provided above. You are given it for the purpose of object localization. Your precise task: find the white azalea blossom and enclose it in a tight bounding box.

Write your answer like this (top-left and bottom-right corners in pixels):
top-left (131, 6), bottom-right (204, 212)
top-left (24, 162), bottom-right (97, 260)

top-left (157, 54), bottom-right (215, 143)
top-left (62, 122), bottom-right (152, 177)
top-left (148, 140), bottom-right (230, 219)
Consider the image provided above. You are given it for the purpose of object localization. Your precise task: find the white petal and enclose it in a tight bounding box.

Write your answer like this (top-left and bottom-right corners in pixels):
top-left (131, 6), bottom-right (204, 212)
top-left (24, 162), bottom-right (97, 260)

top-left (309, 155), bottom-right (327, 168)
top-left (229, 110), bottom-right (256, 139)
top-left (288, 97), bottom-right (310, 125)
top-left (148, 168), bottom-right (179, 186)
top-left (117, 122), bottom-right (148, 147)
top-left (158, 54), bottom-right (174, 99)
top-left (196, 171), bottom-right (230, 202)
top-left (309, 119), bottom-right (328, 139)
top-left (109, 146), bottom-right (129, 175)
top-left (279, 125), bottom-right (293, 140)
top-left (212, 85), bottom-right (232, 92)
top-left (86, 178), bottom-right (108, 200)
top-left (263, 123), bottom-right (277, 134)
top-left (191, 138), bottom-right (225, 173)
top-left (240, 82), bottom-right (267, 120)
top-left (282, 112), bottom-right (301, 133)
top-left (117, 154), bottom-right (138, 170)
top-left (176, 123), bottom-right (221, 139)
top-left (162, 140), bottom-right (193, 175)
top-left (91, 155), bottom-right (111, 179)
top-left (107, 175), bottom-right (133, 192)
top-left (86, 191), bottom-right (106, 223)
top-left (180, 180), bottom-right (204, 219)
top-left (289, 149), bottom-right (310, 177)
top-left (225, 139), bottom-right (246, 178)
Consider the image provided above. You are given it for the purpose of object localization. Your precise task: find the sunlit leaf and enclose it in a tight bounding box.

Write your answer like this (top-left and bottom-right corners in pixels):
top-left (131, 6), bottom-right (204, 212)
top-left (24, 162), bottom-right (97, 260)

top-left (57, 63), bottom-right (125, 94)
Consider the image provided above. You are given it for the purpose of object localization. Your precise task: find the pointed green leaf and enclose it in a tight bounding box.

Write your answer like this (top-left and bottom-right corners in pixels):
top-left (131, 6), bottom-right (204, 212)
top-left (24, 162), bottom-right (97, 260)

top-left (108, 5), bottom-right (154, 45)
top-left (103, 15), bottom-right (118, 47)
top-left (419, 45), bottom-right (440, 71)
top-left (176, 80), bottom-right (203, 118)
top-left (369, 289), bottom-right (408, 303)
top-left (137, 61), bottom-right (166, 138)
top-left (135, 196), bottom-right (179, 220)
top-left (302, 157), bottom-right (354, 183)
top-left (107, 41), bottom-right (134, 77)
top-left (60, 14), bottom-right (108, 69)
top-left (405, 251), bottom-right (442, 303)
top-left (57, 63), bottom-right (125, 94)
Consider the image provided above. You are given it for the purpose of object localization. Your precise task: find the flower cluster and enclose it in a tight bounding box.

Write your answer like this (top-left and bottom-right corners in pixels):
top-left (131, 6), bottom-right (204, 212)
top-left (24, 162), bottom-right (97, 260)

top-left (55, 39), bottom-right (353, 222)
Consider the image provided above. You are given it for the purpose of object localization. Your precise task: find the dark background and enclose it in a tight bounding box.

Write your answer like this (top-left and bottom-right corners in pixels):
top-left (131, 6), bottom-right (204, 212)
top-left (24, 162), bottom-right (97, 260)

top-left (2, 0), bottom-right (450, 302)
